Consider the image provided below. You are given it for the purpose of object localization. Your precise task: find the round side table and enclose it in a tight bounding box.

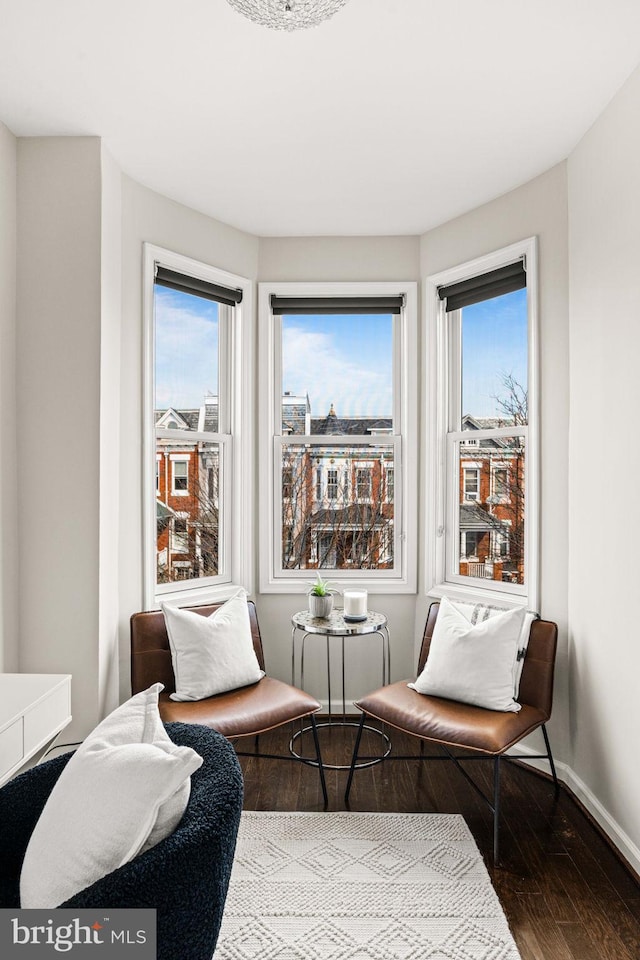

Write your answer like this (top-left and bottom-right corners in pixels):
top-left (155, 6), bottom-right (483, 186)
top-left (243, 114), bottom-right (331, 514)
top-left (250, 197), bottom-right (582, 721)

top-left (290, 609), bottom-right (391, 770)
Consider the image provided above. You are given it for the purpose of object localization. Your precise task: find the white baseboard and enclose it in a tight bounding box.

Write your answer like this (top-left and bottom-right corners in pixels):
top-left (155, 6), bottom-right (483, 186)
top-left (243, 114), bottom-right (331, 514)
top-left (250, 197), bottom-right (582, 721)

top-left (507, 744), bottom-right (640, 877)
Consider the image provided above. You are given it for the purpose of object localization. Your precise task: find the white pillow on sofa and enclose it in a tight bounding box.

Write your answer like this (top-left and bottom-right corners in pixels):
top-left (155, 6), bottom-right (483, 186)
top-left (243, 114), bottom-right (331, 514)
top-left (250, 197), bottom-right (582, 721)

top-left (409, 596), bottom-right (524, 713)
top-left (162, 588), bottom-right (264, 701)
top-left (20, 683), bottom-right (202, 908)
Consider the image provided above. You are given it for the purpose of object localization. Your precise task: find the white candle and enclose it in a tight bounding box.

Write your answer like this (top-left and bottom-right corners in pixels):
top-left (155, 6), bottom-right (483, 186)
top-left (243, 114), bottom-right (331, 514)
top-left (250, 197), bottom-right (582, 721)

top-left (344, 589), bottom-right (367, 618)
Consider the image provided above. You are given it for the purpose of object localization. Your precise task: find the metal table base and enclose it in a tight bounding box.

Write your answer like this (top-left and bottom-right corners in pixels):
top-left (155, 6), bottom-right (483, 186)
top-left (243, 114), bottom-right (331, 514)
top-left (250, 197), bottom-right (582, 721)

top-left (290, 609), bottom-right (391, 771)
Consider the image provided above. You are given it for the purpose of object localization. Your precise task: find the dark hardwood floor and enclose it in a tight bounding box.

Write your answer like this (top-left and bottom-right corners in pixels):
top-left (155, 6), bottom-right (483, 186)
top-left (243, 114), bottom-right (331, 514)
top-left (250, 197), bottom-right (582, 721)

top-left (238, 723), bottom-right (640, 960)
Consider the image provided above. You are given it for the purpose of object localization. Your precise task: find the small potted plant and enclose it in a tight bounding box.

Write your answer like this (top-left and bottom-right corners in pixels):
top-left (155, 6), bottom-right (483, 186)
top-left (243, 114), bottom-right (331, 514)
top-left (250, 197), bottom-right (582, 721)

top-left (307, 573), bottom-right (337, 619)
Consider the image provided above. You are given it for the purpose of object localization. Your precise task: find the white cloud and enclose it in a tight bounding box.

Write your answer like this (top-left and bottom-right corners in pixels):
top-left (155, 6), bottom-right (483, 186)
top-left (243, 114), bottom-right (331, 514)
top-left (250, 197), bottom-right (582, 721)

top-left (155, 293), bottom-right (218, 409)
top-left (282, 325), bottom-right (392, 418)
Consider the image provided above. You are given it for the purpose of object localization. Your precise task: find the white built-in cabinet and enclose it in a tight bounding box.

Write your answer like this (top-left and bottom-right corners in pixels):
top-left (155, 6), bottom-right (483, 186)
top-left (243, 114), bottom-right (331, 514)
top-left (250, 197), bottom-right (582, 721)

top-left (0, 674), bottom-right (72, 786)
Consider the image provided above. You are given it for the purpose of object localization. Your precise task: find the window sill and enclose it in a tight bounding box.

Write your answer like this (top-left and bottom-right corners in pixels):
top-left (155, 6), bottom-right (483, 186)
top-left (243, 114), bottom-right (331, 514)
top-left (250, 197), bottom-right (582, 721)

top-left (261, 575), bottom-right (416, 595)
top-left (152, 581), bottom-right (247, 610)
top-left (428, 581), bottom-right (530, 610)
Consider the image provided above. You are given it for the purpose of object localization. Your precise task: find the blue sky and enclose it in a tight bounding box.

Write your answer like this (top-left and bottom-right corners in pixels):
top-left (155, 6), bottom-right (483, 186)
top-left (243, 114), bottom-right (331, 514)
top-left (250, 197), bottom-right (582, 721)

top-left (155, 287), bottom-right (219, 409)
top-left (461, 288), bottom-right (528, 419)
top-left (154, 287), bottom-right (527, 420)
top-left (281, 314), bottom-right (393, 418)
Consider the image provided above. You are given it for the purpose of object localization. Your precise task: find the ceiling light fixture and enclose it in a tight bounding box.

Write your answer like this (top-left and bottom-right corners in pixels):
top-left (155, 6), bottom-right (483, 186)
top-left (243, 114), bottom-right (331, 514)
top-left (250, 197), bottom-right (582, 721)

top-left (226, 0), bottom-right (349, 32)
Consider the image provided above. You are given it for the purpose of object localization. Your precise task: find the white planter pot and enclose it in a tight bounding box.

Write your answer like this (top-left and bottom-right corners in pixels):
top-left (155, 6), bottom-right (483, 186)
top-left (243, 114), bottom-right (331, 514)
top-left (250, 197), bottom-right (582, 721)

top-left (308, 594), bottom-right (334, 618)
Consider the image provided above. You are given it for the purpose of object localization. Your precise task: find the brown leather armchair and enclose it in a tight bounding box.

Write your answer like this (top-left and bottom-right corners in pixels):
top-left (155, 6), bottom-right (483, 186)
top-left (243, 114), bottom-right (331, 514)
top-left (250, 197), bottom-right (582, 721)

top-left (131, 600), bottom-right (327, 803)
top-left (345, 601), bottom-right (558, 862)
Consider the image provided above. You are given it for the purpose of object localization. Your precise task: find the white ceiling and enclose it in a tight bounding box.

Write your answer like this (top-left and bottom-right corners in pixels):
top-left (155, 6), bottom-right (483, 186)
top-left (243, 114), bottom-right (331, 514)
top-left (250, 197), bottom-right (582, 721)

top-left (1, 0), bottom-right (640, 237)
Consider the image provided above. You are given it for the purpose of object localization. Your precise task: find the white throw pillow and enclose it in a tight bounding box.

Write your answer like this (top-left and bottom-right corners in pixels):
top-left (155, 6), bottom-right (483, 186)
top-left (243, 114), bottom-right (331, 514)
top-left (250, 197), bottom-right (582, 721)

top-left (20, 683), bottom-right (202, 908)
top-left (445, 598), bottom-right (536, 698)
top-left (162, 589), bottom-right (264, 702)
top-left (409, 596), bottom-right (525, 712)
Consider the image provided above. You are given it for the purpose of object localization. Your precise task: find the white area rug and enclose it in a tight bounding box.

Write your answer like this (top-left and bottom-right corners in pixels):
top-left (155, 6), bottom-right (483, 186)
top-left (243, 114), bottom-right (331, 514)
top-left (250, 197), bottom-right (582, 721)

top-left (216, 811), bottom-right (521, 960)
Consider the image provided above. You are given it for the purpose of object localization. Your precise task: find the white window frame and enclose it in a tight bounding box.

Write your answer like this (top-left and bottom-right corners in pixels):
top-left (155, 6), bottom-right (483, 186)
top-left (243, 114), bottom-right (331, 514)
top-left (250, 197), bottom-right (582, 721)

top-left (354, 462), bottom-right (374, 503)
top-left (326, 467), bottom-right (339, 501)
top-left (461, 530), bottom-right (482, 560)
top-left (172, 513), bottom-right (190, 555)
top-left (385, 464), bottom-right (394, 503)
top-left (462, 466), bottom-right (480, 502)
top-left (259, 281), bottom-right (418, 593)
top-left (491, 464), bottom-right (510, 504)
top-left (143, 243), bottom-right (253, 608)
top-left (425, 237), bottom-right (539, 610)
top-left (170, 456), bottom-right (189, 497)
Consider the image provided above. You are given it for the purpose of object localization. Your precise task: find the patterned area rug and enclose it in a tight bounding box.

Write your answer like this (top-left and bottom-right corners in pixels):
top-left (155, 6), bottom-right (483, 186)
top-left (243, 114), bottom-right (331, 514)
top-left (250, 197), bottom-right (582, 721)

top-left (216, 811), bottom-right (521, 960)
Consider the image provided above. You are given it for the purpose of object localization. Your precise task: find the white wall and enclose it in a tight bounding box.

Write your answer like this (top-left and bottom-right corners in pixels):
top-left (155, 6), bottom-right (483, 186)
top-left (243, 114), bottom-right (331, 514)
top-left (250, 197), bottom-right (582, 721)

top-left (259, 236), bottom-right (420, 283)
top-left (98, 144), bottom-right (122, 718)
top-left (118, 177), bottom-right (260, 701)
top-left (16, 137), bottom-right (117, 740)
top-left (568, 63), bottom-right (640, 870)
top-left (419, 164), bottom-right (571, 762)
top-left (0, 120), bottom-right (18, 672)
top-left (257, 236), bottom-right (421, 702)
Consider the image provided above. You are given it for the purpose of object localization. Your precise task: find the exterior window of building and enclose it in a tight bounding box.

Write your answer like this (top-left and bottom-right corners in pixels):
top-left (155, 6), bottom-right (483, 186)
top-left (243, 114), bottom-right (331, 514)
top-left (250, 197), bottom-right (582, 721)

top-left (259, 281), bottom-right (417, 591)
top-left (463, 468), bottom-right (480, 501)
top-left (173, 516), bottom-right (189, 554)
top-left (461, 531), bottom-right (482, 558)
top-left (283, 525), bottom-right (294, 563)
top-left (356, 467), bottom-right (372, 501)
top-left (172, 459), bottom-right (189, 495)
top-left (493, 529), bottom-right (510, 558)
top-left (282, 466), bottom-right (293, 500)
top-left (492, 466), bottom-right (510, 503)
top-left (385, 465), bottom-right (394, 503)
top-left (326, 468), bottom-right (338, 501)
top-left (143, 244), bottom-right (251, 605)
top-left (427, 238), bottom-right (538, 606)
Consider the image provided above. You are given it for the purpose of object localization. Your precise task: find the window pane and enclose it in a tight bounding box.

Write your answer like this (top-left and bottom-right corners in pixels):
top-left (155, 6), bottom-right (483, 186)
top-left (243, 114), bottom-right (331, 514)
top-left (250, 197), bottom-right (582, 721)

top-left (461, 288), bottom-right (527, 426)
top-left (156, 440), bottom-right (220, 585)
top-left (493, 467), bottom-right (509, 501)
top-left (154, 284), bottom-right (219, 425)
top-left (463, 468), bottom-right (479, 501)
top-left (172, 460), bottom-right (188, 493)
top-left (385, 466), bottom-right (394, 502)
top-left (281, 314), bottom-right (393, 432)
top-left (173, 517), bottom-right (189, 554)
top-left (281, 443), bottom-right (394, 570)
top-left (457, 436), bottom-right (525, 585)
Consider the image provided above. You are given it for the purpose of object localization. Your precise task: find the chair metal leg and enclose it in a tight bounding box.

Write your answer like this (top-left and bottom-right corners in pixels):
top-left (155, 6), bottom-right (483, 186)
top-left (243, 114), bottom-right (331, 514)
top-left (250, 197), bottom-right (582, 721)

top-left (344, 712), bottom-right (366, 803)
top-left (493, 756), bottom-right (501, 865)
top-left (309, 714), bottom-right (328, 807)
top-left (541, 723), bottom-right (560, 797)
